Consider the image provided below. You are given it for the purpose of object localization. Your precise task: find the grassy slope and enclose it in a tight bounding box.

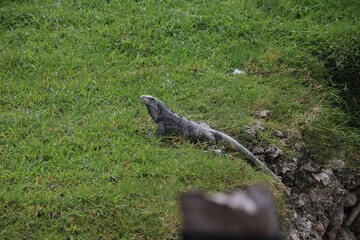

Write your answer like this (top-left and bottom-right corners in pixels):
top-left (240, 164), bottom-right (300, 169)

top-left (0, 0), bottom-right (359, 239)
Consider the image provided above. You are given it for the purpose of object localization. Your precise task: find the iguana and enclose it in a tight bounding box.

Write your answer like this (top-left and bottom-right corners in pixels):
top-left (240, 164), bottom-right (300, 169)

top-left (140, 95), bottom-right (289, 195)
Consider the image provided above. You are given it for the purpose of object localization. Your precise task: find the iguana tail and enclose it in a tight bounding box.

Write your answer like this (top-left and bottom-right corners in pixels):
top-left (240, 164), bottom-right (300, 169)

top-left (215, 131), bottom-right (290, 196)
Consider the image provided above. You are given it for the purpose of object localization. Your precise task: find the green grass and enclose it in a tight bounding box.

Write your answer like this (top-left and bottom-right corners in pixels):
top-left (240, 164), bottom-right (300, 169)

top-left (1, 0), bottom-right (359, 239)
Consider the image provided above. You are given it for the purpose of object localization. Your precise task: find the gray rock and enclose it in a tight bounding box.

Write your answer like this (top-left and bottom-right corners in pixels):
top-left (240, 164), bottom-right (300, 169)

top-left (294, 198), bottom-right (306, 208)
top-left (244, 126), bottom-right (256, 136)
top-left (332, 159), bottom-right (345, 169)
top-left (253, 121), bottom-right (266, 131)
top-left (302, 162), bottom-right (317, 173)
top-left (273, 130), bottom-right (284, 138)
top-left (293, 142), bottom-right (304, 151)
top-left (345, 203), bottom-right (360, 227)
top-left (252, 146), bottom-right (265, 155)
top-left (278, 159), bottom-right (298, 180)
top-left (256, 110), bottom-right (271, 118)
top-left (354, 173), bottom-right (360, 186)
top-left (232, 68), bottom-right (245, 75)
top-left (330, 204), bottom-right (344, 226)
top-left (343, 192), bottom-right (357, 207)
top-left (278, 139), bottom-right (287, 145)
top-left (296, 217), bottom-right (312, 238)
top-left (213, 149), bottom-right (222, 156)
top-left (289, 230), bottom-right (301, 240)
top-left (265, 144), bottom-right (283, 160)
top-left (315, 172), bottom-right (331, 186)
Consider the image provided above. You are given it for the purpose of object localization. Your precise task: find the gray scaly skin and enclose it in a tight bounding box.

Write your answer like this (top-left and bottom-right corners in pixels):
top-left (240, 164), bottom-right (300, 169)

top-left (140, 95), bottom-right (290, 195)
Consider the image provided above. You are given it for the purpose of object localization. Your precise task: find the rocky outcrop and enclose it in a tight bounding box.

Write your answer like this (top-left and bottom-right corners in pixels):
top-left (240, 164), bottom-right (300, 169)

top-left (268, 144), bottom-right (359, 239)
top-left (246, 124), bottom-right (359, 240)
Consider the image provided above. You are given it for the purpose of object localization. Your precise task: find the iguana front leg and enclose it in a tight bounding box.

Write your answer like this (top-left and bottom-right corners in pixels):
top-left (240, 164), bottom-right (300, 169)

top-left (157, 121), bottom-right (166, 136)
top-left (204, 131), bottom-right (217, 144)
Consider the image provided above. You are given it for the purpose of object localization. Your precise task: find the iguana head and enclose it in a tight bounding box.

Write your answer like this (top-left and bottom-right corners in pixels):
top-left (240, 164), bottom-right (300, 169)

top-left (140, 95), bottom-right (168, 123)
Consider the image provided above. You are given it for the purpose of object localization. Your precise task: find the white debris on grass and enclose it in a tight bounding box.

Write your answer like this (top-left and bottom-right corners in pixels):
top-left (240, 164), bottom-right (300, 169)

top-left (232, 68), bottom-right (245, 75)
